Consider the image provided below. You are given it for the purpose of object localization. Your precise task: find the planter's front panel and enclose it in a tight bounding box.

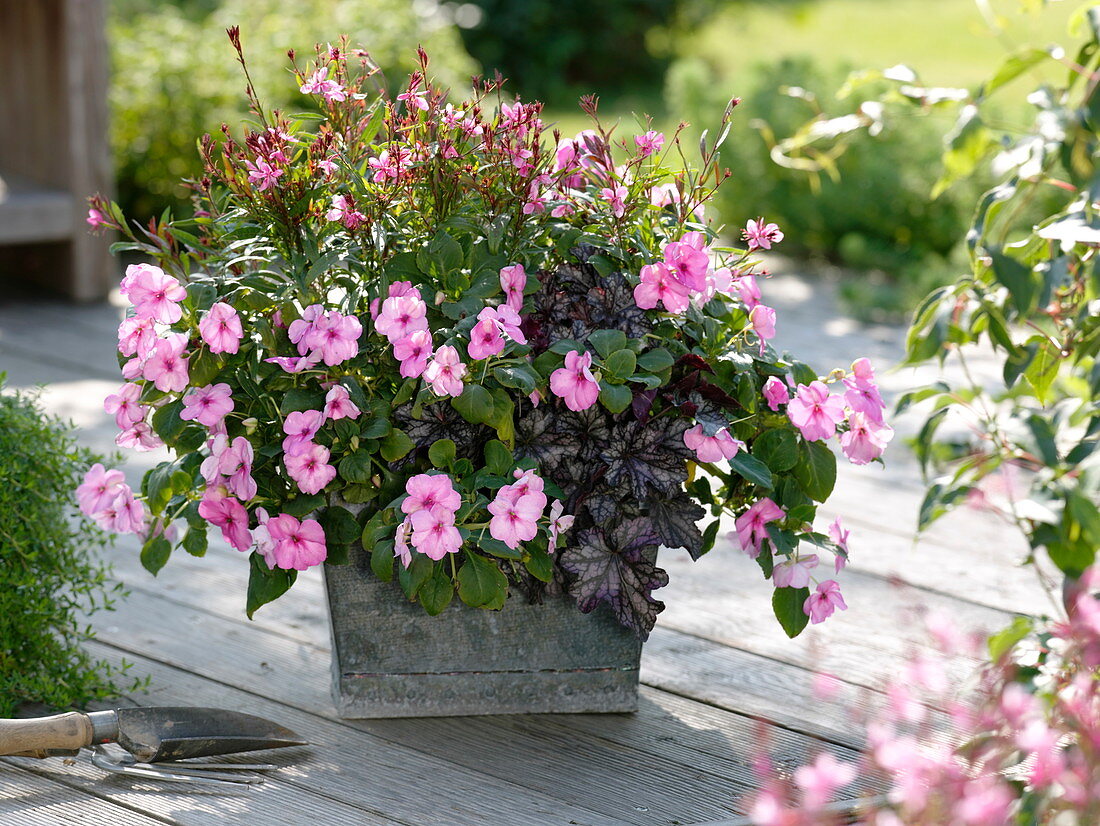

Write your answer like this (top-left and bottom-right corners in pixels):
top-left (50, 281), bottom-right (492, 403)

top-left (324, 545), bottom-right (642, 718)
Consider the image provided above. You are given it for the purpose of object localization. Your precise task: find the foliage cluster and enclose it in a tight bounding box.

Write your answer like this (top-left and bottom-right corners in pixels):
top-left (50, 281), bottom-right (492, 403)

top-left (0, 380), bottom-right (140, 716)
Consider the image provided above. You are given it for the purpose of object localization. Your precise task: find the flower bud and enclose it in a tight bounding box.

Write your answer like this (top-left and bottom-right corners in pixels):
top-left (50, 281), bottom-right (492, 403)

top-left (242, 417), bottom-right (258, 434)
top-left (434, 290), bottom-right (446, 305)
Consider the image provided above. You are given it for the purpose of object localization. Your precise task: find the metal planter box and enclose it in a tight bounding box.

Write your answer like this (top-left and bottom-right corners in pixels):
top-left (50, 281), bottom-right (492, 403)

top-left (323, 543), bottom-right (643, 718)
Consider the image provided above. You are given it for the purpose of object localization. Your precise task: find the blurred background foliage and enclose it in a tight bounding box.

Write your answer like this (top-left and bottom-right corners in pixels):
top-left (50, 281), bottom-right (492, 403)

top-left (108, 0), bottom-right (1079, 317)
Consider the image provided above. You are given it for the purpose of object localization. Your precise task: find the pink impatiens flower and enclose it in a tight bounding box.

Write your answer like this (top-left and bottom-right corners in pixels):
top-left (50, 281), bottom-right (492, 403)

top-left (218, 436), bottom-right (257, 502)
top-left (264, 351), bottom-right (322, 374)
top-left (199, 302), bottom-right (244, 354)
top-left (284, 441), bottom-right (337, 495)
top-left (409, 509), bottom-right (464, 560)
top-left (116, 421), bottom-right (164, 452)
top-left (323, 385), bottom-right (360, 421)
top-left (743, 217), bottom-right (784, 251)
top-left (300, 67), bottom-right (346, 102)
top-left (488, 486), bottom-right (543, 549)
top-left (499, 264), bottom-right (526, 313)
top-left (142, 334), bottom-right (189, 393)
top-left (375, 294), bottom-right (429, 344)
top-left (468, 315), bottom-right (505, 361)
top-left (634, 262), bottom-right (691, 313)
top-left (839, 411), bottom-right (895, 465)
top-left (103, 383), bottom-right (146, 429)
top-left (662, 234), bottom-right (710, 293)
top-left (762, 376), bottom-right (790, 411)
top-left (401, 473), bottom-right (461, 519)
top-left (121, 263), bottom-right (187, 324)
top-left (76, 463), bottom-right (128, 517)
top-left (804, 580), bottom-right (847, 624)
top-left (117, 316), bottom-right (157, 359)
top-left (843, 357), bottom-right (886, 423)
top-left (549, 350), bottom-right (600, 412)
top-left (423, 345), bottom-right (466, 397)
top-left (282, 409), bottom-right (324, 455)
top-left (198, 492), bottom-right (252, 552)
top-left (734, 497), bottom-right (785, 559)
top-left (787, 381), bottom-right (847, 442)
top-left (479, 305), bottom-right (527, 344)
top-left (750, 305), bottom-right (777, 351)
top-left (180, 383), bottom-right (234, 429)
top-left (393, 329), bottom-right (433, 378)
top-left (394, 518), bottom-right (413, 569)
top-left (683, 425), bottom-right (745, 463)
top-left (310, 312), bottom-right (363, 366)
top-left (772, 554), bottom-right (819, 589)
top-left (829, 516), bottom-right (850, 573)
top-left (92, 489), bottom-right (146, 534)
top-left (548, 500), bottom-right (574, 549)
top-left (733, 274), bottom-right (762, 309)
top-left (265, 514), bottom-right (328, 571)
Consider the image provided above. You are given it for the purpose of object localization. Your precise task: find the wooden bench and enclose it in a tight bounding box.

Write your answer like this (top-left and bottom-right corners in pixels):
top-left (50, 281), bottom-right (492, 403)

top-left (0, 0), bottom-right (113, 301)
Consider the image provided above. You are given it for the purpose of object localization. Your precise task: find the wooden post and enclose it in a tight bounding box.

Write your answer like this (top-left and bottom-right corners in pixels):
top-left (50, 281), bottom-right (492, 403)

top-left (0, 0), bottom-right (114, 301)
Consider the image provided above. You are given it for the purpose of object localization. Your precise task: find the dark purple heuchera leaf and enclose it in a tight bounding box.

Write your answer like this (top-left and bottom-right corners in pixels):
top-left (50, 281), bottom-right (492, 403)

top-left (514, 406), bottom-right (571, 474)
top-left (601, 419), bottom-right (691, 500)
top-left (560, 518), bottom-right (668, 638)
top-left (586, 272), bottom-right (651, 340)
top-left (397, 402), bottom-right (487, 458)
top-left (687, 393), bottom-right (731, 437)
top-left (646, 492), bottom-right (705, 559)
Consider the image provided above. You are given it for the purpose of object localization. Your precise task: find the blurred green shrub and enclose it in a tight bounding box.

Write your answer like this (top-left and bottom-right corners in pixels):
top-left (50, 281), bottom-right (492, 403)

top-left (666, 55), bottom-right (987, 317)
top-left (454, 0), bottom-right (682, 106)
top-left (109, 0), bottom-right (478, 220)
top-left (0, 379), bottom-right (142, 715)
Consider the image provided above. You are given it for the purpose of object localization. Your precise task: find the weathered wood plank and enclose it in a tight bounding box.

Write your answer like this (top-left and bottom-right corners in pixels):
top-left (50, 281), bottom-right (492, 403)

top-left (0, 759), bottom-right (174, 825)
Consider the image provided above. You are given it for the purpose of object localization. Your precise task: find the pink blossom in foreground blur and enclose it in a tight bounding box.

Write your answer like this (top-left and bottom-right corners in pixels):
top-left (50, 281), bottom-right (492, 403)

top-left (735, 498), bottom-right (785, 559)
top-left (750, 305), bottom-right (777, 352)
top-left (743, 218), bottom-right (784, 251)
top-left (787, 381), bottom-right (847, 442)
top-left (549, 350), bottom-right (600, 412)
top-left (265, 514), bottom-right (327, 570)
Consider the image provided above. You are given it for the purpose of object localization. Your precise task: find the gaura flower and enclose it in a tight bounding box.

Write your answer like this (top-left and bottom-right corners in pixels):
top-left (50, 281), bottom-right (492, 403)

top-left (549, 349), bottom-right (600, 412)
top-left (787, 381), bottom-right (847, 442)
top-left (635, 130), bottom-right (665, 157)
top-left (743, 218), bottom-right (784, 251)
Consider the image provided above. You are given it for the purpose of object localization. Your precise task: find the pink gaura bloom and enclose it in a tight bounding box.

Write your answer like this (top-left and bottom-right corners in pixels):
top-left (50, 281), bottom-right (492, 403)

top-left (116, 421), bottom-right (163, 452)
top-left (735, 497), bottom-right (785, 559)
top-left (499, 264), bottom-right (526, 313)
top-left (299, 67), bottom-right (346, 102)
top-left (793, 752), bottom-right (857, 810)
top-left (282, 409), bottom-right (325, 455)
top-left (549, 350), bottom-right (600, 412)
top-left (325, 194), bottom-right (365, 230)
top-left (650, 182), bottom-right (680, 208)
top-left (397, 86), bottom-right (429, 111)
top-left (311, 312), bottom-right (362, 366)
top-left (522, 181), bottom-right (547, 215)
top-left (198, 302), bottom-right (243, 355)
top-left (375, 294), bottom-right (428, 344)
top-left (103, 382), bottom-right (145, 429)
top-left (368, 147), bottom-right (408, 183)
top-left (787, 381), bottom-right (847, 442)
top-left (86, 207), bottom-right (108, 228)
top-left (634, 262), bottom-right (691, 313)
top-left (600, 185), bottom-right (628, 218)
top-left (76, 463), bottom-right (127, 516)
top-left (323, 385), bottom-right (360, 421)
top-left (423, 345), bottom-right (466, 397)
top-left (218, 436), bottom-right (257, 502)
top-left (401, 473), bottom-right (461, 520)
top-left (762, 376), bottom-right (790, 411)
top-left (683, 424), bottom-right (745, 463)
top-left (122, 263), bottom-right (186, 324)
top-left (409, 508), bottom-right (463, 560)
top-left (548, 500), bottom-right (574, 549)
top-left (265, 514), bottom-right (328, 571)
top-left (488, 487), bottom-right (543, 549)
top-left (244, 157), bottom-right (284, 191)
top-left (635, 130), bottom-right (665, 157)
top-left (829, 516), bottom-right (850, 573)
top-left (743, 217), bottom-right (784, 251)
top-left (804, 580), bottom-right (847, 624)
top-left (198, 492), bottom-right (252, 552)
top-left (468, 316), bottom-right (505, 361)
top-left (839, 411), bottom-right (894, 465)
top-left (393, 329), bottom-right (433, 378)
top-left (264, 351), bottom-right (321, 374)
top-left (142, 334), bottom-right (189, 393)
top-left (772, 554), bottom-right (819, 589)
top-left (663, 235), bottom-right (710, 293)
top-left (284, 441), bottom-right (337, 495)
top-left (180, 383), bottom-right (234, 429)
top-left (117, 316), bottom-right (157, 359)
top-left (733, 274), bottom-right (762, 309)
top-left (750, 305), bottom-right (777, 351)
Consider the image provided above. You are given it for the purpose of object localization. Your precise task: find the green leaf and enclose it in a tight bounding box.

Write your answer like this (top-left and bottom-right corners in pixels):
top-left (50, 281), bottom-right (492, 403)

top-left (728, 452), bottom-right (774, 489)
top-left (452, 383), bottom-right (495, 425)
top-left (484, 439), bottom-right (513, 476)
top-left (698, 519), bottom-right (721, 558)
top-left (637, 348), bottom-right (674, 372)
top-left (1025, 341), bottom-right (1060, 404)
top-left (599, 382), bottom-right (633, 413)
top-left (477, 536), bottom-right (524, 560)
top-left (150, 399), bottom-right (187, 446)
top-left (398, 554), bottom-right (434, 599)
top-left (753, 429), bottom-right (798, 473)
top-left (319, 506), bottom-right (361, 545)
top-left (524, 547), bottom-right (555, 582)
top-left (604, 349), bottom-right (637, 380)
top-left (246, 553), bottom-right (296, 618)
top-left (416, 230), bottom-right (464, 280)
top-left (772, 586), bottom-right (811, 638)
top-left (338, 451), bottom-right (374, 484)
top-left (189, 349), bottom-right (222, 386)
top-left (419, 566), bottom-right (455, 615)
top-left (981, 47), bottom-right (1053, 98)
top-left (182, 525), bottom-right (208, 557)
top-left (1024, 414), bottom-right (1059, 468)
top-left (360, 415), bottom-right (392, 439)
top-left (917, 481), bottom-right (972, 531)
top-left (989, 250), bottom-right (1037, 316)
top-left (987, 616), bottom-right (1034, 662)
top-left (379, 428), bottom-right (414, 462)
top-left (457, 553), bottom-right (509, 609)
top-left (280, 388), bottom-right (326, 416)
top-left (493, 364), bottom-right (538, 394)
top-left (429, 438), bottom-right (456, 469)
top-left (548, 339), bottom-right (585, 355)
top-left (140, 534), bottom-right (172, 575)
top-left (370, 540), bottom-right (395, 581)
top-left (792, 440), bottom-right (836, 502)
